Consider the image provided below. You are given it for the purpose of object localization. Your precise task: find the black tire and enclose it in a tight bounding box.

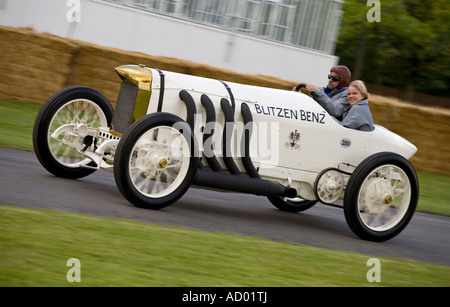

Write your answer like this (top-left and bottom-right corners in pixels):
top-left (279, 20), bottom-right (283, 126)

top-left (267, 196), bottom-right (317, 213)
top-left (33, 86), bottom-right (114, 179)
top-left (344, 152), bottom-right (419, 242)
top-left (114, 113), bottom-right (198, 209)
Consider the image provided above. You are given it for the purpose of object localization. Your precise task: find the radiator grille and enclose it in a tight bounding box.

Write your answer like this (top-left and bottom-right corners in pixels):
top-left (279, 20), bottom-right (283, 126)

top-left (111, 81), bottom-right (138, 134)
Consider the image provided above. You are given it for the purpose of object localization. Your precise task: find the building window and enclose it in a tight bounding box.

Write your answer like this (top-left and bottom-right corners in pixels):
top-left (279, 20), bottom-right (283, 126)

top-left (100, 0), bottom-right (343, 54)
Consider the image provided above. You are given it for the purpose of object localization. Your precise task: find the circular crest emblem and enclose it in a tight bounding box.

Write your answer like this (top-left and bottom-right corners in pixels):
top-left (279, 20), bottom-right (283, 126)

top-left (340, 138), bottom-right (352, 148)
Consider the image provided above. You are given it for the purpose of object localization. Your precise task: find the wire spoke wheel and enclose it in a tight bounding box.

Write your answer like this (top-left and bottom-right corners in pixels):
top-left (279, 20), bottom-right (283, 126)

top-left (33, 86), bottom-right (113, 179)
top-left (114, 113), bottom-right (198, 209)
top-left (48, 99), bottom-right (108, 167)
top-left (344, 152), bottom-right (418, 242)
top-left (129, 126), bottom-right (191, 199)
top-left (358, 165), bottom-right (411, 231)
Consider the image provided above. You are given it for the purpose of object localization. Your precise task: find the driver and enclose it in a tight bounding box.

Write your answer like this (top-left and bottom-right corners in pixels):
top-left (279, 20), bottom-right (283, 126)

top-left (294, 65), bottom-right (351, 116)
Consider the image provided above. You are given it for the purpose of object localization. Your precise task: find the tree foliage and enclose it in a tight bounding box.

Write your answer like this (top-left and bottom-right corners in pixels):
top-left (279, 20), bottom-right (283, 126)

top-left (335, 0), bottom-right (450, 97)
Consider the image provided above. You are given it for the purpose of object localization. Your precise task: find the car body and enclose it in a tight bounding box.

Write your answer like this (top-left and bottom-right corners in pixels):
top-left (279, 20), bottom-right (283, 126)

top-left (33, 64), bottom-right (419, 241)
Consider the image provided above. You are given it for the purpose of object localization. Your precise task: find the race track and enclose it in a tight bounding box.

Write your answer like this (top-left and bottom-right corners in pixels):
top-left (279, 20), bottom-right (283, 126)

top-left (1, 148), bottom-right (449, 266)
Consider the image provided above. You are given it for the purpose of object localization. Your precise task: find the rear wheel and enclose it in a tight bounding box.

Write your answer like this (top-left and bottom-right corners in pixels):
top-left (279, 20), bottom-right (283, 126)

top-left (114, 113), bottom-right (198, 209)
top-left (344, 152), bottom-right (419, 242)
top-left (33, 86), bottom-right (113, 179)
top-left (268, 196), bottom-right (317, 213)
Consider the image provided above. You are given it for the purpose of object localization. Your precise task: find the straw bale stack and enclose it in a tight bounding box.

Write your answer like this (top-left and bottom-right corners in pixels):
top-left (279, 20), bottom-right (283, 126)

top-left (0, 26), bottom-right (77, 102)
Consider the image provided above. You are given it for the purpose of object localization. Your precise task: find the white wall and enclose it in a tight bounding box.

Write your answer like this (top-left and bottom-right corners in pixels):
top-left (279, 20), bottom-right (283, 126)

top-left (0, 0), bottom-right (338, 85)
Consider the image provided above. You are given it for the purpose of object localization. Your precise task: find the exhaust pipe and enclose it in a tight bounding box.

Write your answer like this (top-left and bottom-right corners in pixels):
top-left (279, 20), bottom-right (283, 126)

top-left (200, 94), bottom-right (225, 172)
top-left (221, 98), bottom-right (242, 175)
top-left (193, 168), bottom-right (297, 198)
top-left (240, 103), bottom-right (260, 179)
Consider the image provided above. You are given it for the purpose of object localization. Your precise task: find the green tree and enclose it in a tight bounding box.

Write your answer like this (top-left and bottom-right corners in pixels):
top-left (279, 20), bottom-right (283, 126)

top-left (335, 0), bottom-right (450, 98)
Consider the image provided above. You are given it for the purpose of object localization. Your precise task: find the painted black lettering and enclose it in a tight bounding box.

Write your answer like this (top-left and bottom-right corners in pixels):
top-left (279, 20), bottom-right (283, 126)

top-left (290, 109), bottom-right (298, 120)
top-left (277, 107), bottom-right (283, 117)
top-left (319, 113), bottom-right (325, 124)
top-left (255, 104), bottom-right (262, 114)
top-left (300, 110), bottom-right (306, 121)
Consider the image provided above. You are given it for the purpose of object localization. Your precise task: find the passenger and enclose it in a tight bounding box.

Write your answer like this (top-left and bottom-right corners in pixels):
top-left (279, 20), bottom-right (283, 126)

top-left (340, 80), bottom-right (374, 131)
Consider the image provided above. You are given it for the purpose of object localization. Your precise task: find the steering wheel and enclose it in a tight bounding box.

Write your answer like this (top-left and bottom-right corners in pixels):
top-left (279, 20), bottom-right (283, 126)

top-left (295, 83), bottom-right (307, 92)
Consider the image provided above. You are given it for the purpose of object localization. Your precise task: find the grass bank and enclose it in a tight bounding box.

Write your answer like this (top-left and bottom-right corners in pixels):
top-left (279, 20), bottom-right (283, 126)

top-left (1, 205), bottom-right (449, 287)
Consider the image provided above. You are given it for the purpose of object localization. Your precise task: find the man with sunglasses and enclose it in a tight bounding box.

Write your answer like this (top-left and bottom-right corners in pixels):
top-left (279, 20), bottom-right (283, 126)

top-left (294, 65), bottom-right (352, 122)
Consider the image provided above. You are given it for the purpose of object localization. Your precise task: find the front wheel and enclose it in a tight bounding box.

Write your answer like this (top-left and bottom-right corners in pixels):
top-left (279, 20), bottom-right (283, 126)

top-left (33, 86), bottom-right (114, 179)
top-left (114, 113), bottom-right (198, 209)
top-left (344, 152), bottom-right (419, 242)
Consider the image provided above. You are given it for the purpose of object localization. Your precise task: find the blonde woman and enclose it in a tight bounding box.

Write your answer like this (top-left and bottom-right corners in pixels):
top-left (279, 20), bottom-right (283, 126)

top-left (307, 79), bottom-right (374, 131)
top-left (341, 80), bottom-right (374, 131)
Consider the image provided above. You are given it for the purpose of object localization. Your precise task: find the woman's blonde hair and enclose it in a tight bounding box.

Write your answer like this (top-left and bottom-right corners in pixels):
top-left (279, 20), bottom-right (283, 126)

top-left (349, 80), bottom-right (369, 99)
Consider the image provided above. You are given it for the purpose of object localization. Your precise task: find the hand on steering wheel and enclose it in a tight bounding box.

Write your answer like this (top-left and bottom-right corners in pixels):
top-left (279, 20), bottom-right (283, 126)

top-left (293, 83), bottom-right (314, 97)
top-left (294, 83), bottom-right (307, 92)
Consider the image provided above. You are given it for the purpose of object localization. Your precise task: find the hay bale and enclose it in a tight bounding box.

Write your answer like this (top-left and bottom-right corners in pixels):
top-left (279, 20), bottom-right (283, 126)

top-left (0, 26), bottom-right (78, 102)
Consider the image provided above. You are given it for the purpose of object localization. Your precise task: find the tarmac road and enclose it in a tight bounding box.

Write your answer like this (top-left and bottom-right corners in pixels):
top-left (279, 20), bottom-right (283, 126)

top-left (1, 148), bottom-right (449, 266)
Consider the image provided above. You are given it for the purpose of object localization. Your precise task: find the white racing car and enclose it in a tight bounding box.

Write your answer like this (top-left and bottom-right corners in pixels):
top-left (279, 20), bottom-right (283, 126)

top-left (33, 64), bottom-right (419, 242)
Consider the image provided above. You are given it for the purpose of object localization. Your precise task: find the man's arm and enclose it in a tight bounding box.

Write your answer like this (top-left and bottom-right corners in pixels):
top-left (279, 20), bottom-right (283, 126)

top-left (311, 88), bottom-right (348, 117)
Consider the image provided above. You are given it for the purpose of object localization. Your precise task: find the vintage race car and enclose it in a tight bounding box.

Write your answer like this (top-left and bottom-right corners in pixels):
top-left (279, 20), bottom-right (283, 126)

top-left (33, 64), bottom-right (419, 242)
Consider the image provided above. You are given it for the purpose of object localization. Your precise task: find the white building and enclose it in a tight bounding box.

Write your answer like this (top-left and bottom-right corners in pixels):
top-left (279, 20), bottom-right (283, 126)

top-left (0, 0), bottom-right (343, 85)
